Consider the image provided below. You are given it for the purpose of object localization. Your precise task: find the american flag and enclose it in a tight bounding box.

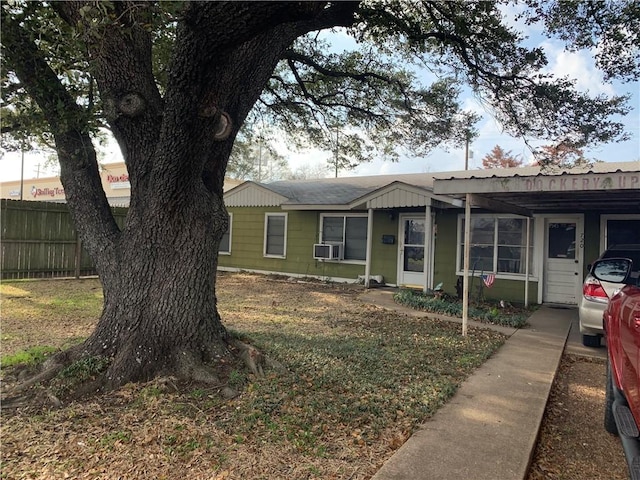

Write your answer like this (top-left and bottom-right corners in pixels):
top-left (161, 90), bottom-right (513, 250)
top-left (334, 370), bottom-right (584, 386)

top-left (482, 273), bottom-right (495, 288)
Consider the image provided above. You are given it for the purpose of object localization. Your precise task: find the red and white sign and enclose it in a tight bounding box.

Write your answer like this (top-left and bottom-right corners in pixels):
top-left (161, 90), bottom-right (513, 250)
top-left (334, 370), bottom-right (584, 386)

top-left (107, 174), bottom-right (130, 190)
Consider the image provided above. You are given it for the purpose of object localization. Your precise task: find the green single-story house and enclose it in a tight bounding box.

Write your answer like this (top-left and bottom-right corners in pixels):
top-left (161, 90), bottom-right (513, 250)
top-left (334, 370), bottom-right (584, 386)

top-left (218, 161), bottom-right (640, 306)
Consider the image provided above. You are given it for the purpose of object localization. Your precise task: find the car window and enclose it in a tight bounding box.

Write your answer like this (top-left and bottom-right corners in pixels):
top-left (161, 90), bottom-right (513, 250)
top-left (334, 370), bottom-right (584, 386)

top-left (602, 249), bottom-right (640, 285)
top-left (602, 250), bottom-right (640, 269)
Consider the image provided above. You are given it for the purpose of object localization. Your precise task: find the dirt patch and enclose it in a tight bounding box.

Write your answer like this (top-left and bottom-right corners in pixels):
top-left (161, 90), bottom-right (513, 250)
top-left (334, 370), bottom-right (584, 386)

top-left (527, 354), bottom-right (628, 480)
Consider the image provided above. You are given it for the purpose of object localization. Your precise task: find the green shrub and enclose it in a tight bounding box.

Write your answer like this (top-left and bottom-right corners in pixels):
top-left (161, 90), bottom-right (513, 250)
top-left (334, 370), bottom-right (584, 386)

top-left (393, 289), bottom-right (529, 328)
top-left (58, 355), bottom-right (111, 382)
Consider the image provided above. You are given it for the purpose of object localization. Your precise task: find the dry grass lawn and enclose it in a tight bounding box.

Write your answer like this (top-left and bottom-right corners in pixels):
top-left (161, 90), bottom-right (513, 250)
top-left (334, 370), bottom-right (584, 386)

top-left (1, 273), bottom-right (505, 480)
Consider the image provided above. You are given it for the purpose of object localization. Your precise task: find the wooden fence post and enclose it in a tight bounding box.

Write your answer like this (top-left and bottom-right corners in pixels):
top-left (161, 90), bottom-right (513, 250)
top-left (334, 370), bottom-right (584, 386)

top-left (74, 231), bottom-right (81, 279)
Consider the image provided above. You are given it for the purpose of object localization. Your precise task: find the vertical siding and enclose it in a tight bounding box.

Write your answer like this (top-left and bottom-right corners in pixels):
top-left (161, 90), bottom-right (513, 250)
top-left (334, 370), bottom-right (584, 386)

top-left (221, 206), bottom-right (548, 302)
top-left (433, 210), bottom-right (459, 296)
top-left (1, 199), bottom-right (127, 279)
top-left (220, 208), bottom-right (403, 284)
top-left (370, 211), bottom-right (399, 284)
top-left (582, 211), bottom-right (601, 273)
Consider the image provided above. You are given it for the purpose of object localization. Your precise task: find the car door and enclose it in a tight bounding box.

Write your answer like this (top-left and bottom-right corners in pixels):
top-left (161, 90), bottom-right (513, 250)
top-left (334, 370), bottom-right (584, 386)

top-left (619, 284), bottom-right (640, 425)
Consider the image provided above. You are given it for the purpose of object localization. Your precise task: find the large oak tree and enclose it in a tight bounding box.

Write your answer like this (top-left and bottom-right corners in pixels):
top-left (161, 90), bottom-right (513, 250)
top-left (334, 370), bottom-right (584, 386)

top-left (2, 1), bottom-right (638, 392)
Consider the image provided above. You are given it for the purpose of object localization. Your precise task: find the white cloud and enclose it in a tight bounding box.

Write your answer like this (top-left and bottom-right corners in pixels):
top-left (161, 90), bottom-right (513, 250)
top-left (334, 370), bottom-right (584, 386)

top-left (498, 2), bottom-right (545, 38)
top-left (540, 41), bottom-right (614, 95)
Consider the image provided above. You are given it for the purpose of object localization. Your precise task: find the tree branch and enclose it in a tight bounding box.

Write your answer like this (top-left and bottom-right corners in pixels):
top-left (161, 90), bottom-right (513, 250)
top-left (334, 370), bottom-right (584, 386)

top-left (2, 13), bottom-right (120, 274)
top-left (282, 49), bottom-right (413, 120)
top-left (52, 1), bottom-right (164, 191)
top-left (284, 50), bottom-right (410, 96)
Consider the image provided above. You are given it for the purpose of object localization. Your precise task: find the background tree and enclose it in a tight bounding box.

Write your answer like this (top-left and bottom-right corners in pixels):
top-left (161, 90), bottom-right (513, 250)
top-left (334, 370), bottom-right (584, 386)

top-left (289, 163), bottom-right (331, 180)
top-left (534, 144), bottom-right (587, 167)
top-left (2, 1), bottom-right (638, 395)
top-left (481, 145), bottom-right (524, 169)
top-left (227, 125), bottom-right (291, 182)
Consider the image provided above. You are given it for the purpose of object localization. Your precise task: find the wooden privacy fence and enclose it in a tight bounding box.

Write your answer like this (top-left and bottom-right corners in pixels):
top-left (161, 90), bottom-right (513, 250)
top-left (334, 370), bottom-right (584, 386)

top-left (1, 199), bottom-right (127, 280)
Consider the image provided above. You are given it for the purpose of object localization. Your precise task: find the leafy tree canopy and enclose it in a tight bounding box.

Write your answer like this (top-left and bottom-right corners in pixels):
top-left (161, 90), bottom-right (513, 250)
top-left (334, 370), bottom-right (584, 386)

top-left (2, 0), bottom-right (637, 168)
top-left (533, 143), bottom-right (587, 167)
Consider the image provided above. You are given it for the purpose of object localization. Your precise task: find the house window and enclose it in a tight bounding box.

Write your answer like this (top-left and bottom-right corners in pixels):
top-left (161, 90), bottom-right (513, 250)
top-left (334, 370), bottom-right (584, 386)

top-left (264, 213), bottom-right (287, 257)
top-left (320, 214), bottom-right (368, 261)
top-left (458, 215), bottom-right (534, 276)
top-left (219, 213), bottom-right (232, 254)
top-left (606, 218), bottom-right (640, 247)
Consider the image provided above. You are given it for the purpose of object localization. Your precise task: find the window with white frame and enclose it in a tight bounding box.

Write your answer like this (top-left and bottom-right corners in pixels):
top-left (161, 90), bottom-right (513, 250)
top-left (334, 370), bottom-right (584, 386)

top-left (219, 213), bottom-right (232, 254)
top-left (458, 215), bottom-right (534, 276)
top-left (264, 213), bottom-right (287, 257)
top-left (320, 214), bottom-right (368, 261)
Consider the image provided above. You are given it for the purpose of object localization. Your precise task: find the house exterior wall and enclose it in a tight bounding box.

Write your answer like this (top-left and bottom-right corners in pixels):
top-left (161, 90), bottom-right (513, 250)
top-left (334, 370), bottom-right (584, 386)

top-left (370, 211), bottom-right (399, 284)
top-left (219, 206), bottom-right (371, 281)
top-left (433, 209), bottom-right (540, 305)
top-left (583, 210), bottom-right (601, 274)
top-left (221, 205), bottom-right (543, 303)
top-left (432, 210), bottom-right (459, 296)
top-left (220, 203), bottom-right (636, 307)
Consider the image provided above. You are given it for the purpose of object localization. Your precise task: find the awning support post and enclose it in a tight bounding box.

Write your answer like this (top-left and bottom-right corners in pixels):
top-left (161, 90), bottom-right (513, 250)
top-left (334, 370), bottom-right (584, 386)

top-left (364, 208), bottom-right (373, 288)
top-left (462, 193), bottom-right (471, 336)
top-left (525, 217), bottom-right (530, 307)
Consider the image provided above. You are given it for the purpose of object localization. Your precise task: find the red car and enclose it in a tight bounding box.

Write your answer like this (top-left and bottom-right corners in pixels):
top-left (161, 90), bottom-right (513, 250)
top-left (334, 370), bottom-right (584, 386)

top-left (592, 257), bottom-right (640, 478)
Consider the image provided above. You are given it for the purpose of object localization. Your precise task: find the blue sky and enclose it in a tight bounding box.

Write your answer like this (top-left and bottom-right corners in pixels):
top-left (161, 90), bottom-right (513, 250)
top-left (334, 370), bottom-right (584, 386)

top-left (1, 6), bottom-right (638, 182)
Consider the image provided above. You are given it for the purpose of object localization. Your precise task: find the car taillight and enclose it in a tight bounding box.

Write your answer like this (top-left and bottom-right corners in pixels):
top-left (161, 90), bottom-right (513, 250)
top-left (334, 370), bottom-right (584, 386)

top-left (583, 277), bottom-right (608, 303)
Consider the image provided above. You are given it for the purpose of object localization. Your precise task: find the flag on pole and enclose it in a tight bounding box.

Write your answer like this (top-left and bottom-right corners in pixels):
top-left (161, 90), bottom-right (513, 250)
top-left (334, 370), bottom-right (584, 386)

top-left (482, 273), bottom-right (495, 288)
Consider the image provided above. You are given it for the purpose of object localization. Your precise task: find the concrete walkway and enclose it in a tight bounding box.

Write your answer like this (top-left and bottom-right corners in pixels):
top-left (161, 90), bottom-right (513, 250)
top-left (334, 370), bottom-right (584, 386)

top-left (359, 289), bottom-right (588, 480)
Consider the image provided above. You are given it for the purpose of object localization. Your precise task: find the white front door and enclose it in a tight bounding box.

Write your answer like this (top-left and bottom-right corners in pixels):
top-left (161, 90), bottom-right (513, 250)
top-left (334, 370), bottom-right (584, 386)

top-left (398, 215), bottom-right (427, 287)
top-left (543, 217), bottom-right (583, 304)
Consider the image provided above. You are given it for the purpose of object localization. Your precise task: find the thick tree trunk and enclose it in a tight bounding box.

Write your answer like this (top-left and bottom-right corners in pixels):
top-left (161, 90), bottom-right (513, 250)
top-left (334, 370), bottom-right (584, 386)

top-left (74, 180), bottom-right (230, 388)
top-left (4, 2), bottom-right (361, 396)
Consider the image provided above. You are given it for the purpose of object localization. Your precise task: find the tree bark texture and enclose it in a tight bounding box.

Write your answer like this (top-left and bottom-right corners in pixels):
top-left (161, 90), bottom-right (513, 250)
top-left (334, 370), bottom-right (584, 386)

top-left (3, 1), bottom-right (357, 386)
top-left (5, 2), bottom-right (360, 387)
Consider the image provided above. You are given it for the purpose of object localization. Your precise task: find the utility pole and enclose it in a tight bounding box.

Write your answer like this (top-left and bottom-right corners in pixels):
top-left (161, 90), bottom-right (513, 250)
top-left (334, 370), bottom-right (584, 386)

top-left (334, 127), bottom-right (339, 178)
top-left (257, 133), bottom-right (263, 182)
top-left (464, 131), bottom-right (470, 170)
top-left (20, 146), bottom-right (24, 201)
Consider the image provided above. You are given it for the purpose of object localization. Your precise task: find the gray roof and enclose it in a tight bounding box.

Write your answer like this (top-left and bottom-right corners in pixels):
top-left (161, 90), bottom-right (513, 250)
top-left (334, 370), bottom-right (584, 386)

top-left (256, 161), bottom-right (640, 205)
top-left (258, 173), bottom-right (436, 206)
top-left (225, 160), bottom-right (640, 211)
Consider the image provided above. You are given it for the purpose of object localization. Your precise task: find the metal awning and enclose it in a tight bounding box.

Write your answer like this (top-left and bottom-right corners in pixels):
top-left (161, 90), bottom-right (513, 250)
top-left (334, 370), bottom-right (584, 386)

top-left (433, 169), bottom-right (640, 214)
top-left (432, 166), bottom-right (640, 336)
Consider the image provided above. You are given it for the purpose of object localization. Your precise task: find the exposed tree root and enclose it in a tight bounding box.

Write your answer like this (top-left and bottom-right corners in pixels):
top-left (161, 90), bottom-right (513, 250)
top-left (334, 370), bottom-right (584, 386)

top-left (175, 350), bottom-right (224, 384)
top-left (5, 361), bottom-right (65, 395)
top-left (264, 355), bottom-right (287, 373)
top-left (1, 395), bottom-right (31, 410)
top-left (222, 338), bottom-right (283, 399)
top-left (2, 336), bottom-right (286, 411)
top-left (229, 338), bottom-right (266, 377)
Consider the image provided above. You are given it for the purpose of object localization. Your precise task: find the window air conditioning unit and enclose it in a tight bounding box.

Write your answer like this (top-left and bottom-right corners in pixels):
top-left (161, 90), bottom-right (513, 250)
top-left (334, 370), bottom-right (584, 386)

top-left (313, 242), bottom-right (344, 260)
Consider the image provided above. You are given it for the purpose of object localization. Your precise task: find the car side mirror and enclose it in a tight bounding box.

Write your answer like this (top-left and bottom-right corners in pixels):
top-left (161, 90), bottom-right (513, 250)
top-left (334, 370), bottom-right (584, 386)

top-left (591, 258), bottom-right (633, 284)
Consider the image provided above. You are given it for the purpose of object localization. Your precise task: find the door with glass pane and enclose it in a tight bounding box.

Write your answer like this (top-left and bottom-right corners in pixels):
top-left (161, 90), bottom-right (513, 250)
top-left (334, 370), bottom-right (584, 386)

top-left (543, 218), bottom-right (583, 304)
top-left (398, 215), bottom-right (427, 287)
